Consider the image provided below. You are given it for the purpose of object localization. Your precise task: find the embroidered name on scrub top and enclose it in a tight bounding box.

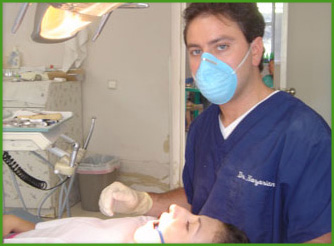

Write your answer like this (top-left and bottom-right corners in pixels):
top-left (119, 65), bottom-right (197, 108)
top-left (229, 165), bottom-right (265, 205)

top-left (237, 171), bottom-right (276, 187)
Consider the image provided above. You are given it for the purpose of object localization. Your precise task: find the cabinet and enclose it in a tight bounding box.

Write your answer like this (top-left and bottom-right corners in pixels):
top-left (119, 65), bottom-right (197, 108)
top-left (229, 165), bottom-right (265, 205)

top-left (2, 80), bottom-right (83, 217)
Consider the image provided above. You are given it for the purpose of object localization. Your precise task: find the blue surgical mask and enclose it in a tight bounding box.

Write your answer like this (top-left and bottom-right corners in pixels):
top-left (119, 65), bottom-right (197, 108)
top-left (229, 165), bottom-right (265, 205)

top-left (193, 47), bottom-right (251, 105)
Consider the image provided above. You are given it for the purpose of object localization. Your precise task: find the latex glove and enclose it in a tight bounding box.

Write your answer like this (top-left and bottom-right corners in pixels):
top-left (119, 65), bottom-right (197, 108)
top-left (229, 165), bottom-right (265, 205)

top-left (99, 181), bottom-right (153, 217)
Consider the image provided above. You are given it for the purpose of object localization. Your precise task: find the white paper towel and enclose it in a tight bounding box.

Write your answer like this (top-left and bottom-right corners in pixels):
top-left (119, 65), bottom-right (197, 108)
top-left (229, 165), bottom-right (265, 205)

top-left (62, 28), bottom-right (89, 72)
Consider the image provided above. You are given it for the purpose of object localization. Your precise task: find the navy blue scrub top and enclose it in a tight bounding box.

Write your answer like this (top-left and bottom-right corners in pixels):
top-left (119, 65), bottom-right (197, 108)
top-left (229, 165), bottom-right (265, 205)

top-left (183, 91), bottom-right (331, 243)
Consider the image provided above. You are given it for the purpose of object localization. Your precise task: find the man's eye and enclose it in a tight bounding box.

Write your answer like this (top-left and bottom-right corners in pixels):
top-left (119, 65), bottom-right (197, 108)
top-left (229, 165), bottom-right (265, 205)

top-left (190, 49), bottom-right (201, 56)
top-left (217, 44), bottom-right (228, 51)
top-left (186, 221), bottom-right (190, 231)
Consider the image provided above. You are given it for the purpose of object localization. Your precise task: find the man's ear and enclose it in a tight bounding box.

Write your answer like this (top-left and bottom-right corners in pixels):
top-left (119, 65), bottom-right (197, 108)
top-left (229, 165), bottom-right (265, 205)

top-left (250, 37), bottom-right (264, 67)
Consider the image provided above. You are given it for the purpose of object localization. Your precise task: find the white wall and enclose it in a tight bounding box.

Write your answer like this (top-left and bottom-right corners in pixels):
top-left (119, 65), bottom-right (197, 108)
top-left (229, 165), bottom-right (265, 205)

top-left (286, 3), bottom-right (331, 126)
top-left (83, 3), bottom-right (172, 191)
top-left (2, 3), bottom-right (173, 192)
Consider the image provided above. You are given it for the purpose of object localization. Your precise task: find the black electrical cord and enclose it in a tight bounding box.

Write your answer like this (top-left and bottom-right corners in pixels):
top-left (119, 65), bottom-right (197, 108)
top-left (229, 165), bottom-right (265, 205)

top-left (3, 151), bottom-right (69, 190)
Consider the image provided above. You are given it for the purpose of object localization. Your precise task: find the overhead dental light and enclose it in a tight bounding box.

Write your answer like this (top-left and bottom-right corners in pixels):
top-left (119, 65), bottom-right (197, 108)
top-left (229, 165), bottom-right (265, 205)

top-left (11, 2), bottom-right (149, 43)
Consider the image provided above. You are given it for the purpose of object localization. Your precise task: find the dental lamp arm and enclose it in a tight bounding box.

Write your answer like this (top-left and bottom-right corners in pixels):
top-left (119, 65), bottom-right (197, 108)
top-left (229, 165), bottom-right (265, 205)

top-left (92, 13), bottom-right (112, 42)
top-left (92, 3), bottom-right (149, 41)
top-left (11, 3), bottom-right (30, 34)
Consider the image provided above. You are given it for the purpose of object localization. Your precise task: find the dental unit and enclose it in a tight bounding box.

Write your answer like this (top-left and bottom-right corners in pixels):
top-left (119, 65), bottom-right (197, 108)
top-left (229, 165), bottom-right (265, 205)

top-left (4, 1), bottom-right (149, 219)
top-left (3, 111), bottom-right (96, 218)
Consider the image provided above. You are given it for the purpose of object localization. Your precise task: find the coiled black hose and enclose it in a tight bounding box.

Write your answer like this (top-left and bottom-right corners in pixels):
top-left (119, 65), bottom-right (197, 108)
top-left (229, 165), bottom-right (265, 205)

top-left (3, 151), bottom-right (68, 190)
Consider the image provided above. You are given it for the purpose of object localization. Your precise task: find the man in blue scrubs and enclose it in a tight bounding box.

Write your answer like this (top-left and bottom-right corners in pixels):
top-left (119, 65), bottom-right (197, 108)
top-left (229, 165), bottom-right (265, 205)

top-left (99, 3), bottom-right (331, 243)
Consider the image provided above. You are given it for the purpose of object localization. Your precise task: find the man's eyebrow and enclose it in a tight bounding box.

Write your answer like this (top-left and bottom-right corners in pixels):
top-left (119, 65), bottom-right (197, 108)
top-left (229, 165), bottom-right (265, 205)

top-left (186, 43), bottom-right (200, 49)
top-left (208, 36), bottom-right (234, 45)
top-left (187, 36), bottom-right (235, 49)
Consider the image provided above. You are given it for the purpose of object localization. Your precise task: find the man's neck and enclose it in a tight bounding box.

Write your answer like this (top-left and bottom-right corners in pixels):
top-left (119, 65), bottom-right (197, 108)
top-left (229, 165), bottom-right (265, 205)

top-left (219, 80), bottom-right (274, 127)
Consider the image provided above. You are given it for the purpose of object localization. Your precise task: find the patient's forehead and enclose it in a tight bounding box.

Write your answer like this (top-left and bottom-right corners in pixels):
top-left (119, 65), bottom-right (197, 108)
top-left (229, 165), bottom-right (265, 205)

top-left (200, 214), bottom-right (223, 225)
top-left (193, 215), bottom-right (225, 243)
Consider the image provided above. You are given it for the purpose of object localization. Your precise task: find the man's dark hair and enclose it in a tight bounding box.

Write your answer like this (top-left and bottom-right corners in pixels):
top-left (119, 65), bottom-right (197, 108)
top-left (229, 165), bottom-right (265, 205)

top-left (213, 222), bottom-right (250, 243)
top-left (183, 3), bottom-right (265, 71)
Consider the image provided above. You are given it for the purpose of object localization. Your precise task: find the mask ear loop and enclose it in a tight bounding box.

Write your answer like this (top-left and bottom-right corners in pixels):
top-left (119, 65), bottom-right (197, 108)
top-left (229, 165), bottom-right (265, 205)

top-left (232, 45), bottom-right (252, 74)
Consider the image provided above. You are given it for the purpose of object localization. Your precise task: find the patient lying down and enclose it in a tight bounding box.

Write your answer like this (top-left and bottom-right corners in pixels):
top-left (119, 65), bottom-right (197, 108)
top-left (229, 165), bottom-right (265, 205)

top-left (3, 204), bottom-right (249, 243)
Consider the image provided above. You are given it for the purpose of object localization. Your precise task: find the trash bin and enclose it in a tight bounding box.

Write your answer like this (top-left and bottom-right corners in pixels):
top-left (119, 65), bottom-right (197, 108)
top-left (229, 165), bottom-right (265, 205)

top-left (77, 154), bottom-right (120, 211)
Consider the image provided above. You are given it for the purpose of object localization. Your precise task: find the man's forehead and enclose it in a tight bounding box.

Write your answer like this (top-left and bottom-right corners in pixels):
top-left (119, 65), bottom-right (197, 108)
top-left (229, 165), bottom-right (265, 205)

top-left (187, 14), bottom-right (241, 36)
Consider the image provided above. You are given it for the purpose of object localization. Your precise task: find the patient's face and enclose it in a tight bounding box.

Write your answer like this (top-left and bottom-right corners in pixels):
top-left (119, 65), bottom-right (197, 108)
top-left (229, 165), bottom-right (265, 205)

top-left (133, 204), bottom-right (223, 243)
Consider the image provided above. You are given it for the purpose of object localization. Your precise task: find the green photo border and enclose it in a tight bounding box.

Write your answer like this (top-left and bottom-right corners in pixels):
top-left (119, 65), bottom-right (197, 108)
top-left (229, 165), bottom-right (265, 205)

top-left (0, 1), bottom-right (332, 246)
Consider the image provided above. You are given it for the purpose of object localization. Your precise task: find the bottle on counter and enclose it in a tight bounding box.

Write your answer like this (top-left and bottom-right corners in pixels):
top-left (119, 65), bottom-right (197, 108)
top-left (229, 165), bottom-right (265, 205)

top-left (8, 46), bottom-right (21, 68)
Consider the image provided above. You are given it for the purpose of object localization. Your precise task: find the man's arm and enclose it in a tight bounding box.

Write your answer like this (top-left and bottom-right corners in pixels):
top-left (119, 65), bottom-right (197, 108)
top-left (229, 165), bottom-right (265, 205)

top-left (146, 187), bottom-right (190, 217)
top-left (304, 232), bottom-right (331, 243)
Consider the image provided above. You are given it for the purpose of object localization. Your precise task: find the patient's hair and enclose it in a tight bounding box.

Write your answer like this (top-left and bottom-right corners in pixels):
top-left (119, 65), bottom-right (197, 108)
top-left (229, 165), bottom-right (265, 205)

top-left (213, 222), bottom-right (250, 243)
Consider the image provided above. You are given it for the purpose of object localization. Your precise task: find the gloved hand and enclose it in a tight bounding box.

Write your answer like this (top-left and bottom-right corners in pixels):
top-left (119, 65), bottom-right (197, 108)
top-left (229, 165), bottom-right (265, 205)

top-left (99, 181), bottom-right (153, 216)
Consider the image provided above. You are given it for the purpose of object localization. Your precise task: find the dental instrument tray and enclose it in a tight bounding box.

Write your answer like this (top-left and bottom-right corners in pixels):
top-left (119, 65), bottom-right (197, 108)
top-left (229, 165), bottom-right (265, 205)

top-left (3, 110), bottom-right (73, 132)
